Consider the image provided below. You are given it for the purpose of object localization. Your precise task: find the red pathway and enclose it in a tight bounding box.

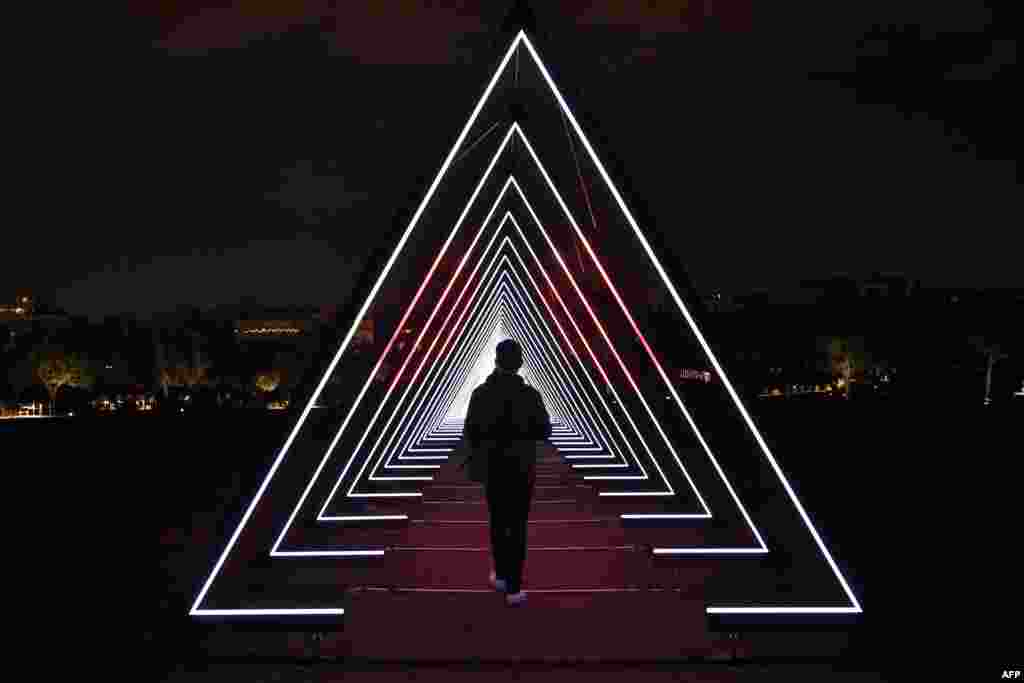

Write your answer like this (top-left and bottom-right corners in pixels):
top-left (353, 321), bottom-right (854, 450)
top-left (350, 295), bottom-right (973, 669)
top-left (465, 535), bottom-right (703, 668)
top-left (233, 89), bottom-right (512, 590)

top-left (197, 445), bottom-right (851, 662)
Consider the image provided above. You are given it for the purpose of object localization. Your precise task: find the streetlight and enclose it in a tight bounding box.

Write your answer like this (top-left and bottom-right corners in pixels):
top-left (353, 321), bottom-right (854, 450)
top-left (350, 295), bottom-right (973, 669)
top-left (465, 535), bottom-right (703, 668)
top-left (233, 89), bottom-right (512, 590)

top-left (983, 346), bottom-right (1008, 406)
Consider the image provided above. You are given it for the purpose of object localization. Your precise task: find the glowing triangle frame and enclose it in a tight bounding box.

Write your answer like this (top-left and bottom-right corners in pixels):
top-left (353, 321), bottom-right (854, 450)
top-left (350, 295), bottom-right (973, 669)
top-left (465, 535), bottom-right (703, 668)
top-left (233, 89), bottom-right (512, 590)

top-left (191, 30), bottom-right (862, 618)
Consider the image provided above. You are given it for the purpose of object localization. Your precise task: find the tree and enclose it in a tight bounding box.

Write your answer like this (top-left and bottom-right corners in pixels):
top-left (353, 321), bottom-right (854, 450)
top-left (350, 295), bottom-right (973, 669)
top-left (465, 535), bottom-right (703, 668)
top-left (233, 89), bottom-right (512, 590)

top-left (30, 345), bottom-right (95, 415)
top-left (255, 370), bottom-right (282, 395)
top-left (155, 328), bottom-right (212, 400)
top-left (159, 363), bottom-right (211, 406)
top-left (820, 336), bottom-right (871, 399)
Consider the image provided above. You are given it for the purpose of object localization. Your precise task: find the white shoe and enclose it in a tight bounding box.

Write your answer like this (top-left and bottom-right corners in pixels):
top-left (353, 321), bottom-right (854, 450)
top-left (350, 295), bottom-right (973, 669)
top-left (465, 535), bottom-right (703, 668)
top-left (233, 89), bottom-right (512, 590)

top-left (488, 570), bottom-right (507, 593)
top-left (504, 591), bottom-right (527, 607)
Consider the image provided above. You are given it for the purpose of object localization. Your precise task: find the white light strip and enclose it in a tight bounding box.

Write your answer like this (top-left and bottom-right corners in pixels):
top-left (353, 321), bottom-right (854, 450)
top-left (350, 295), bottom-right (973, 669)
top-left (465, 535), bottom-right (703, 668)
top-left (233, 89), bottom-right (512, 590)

top-left (599, 491), bottom-right (674, 497)
top-left (652, 548), bottom-right (768, 555)
top-left (621, 513), bottom-right (709, 519)
top-left (344, 492), bottom-right (423, 498)
top-left (274, 550), bottom-right (386, 557)
top-left (195, 609), bottom-right (346, 616)
top-left (519, 33), bottom-right (860, 613)
top-left (707, 607), bottom-right (862, 614)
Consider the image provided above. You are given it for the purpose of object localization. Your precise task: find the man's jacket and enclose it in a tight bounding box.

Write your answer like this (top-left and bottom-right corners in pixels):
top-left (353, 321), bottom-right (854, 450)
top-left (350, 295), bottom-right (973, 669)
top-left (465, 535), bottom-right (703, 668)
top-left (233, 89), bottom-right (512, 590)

top-left (464, 371), bottom-right (552, 474)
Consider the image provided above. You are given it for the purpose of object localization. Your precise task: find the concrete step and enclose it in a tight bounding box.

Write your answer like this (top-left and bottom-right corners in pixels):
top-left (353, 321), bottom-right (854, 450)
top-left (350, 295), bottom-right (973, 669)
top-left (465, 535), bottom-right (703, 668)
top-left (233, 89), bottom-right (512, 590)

top-left (206, 590), bottom-right (716, 661)
top-left (423, 484), bottom-right (597, 502)
top-left (384, 547), bottom-right (653, 589)
top-left (285, 517), bottom-right (720, 553)
top-left (397, 521), bottom-right (636, 548)
top-left (417, 500), bottom-right (600, 522)
top-left (337, 590), bottom-right (713, 660)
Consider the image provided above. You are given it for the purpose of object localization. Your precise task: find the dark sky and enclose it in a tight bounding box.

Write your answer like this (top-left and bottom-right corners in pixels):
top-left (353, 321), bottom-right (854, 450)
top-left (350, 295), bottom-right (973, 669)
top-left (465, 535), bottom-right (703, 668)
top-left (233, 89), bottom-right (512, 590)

top-left (13, 1), bottom-right (1019, 319)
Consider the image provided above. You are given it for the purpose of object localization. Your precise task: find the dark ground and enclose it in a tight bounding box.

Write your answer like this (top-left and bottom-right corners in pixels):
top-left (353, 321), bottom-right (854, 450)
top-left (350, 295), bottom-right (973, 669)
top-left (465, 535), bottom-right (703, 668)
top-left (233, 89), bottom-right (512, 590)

top-left (7, 395), bottom-right (1019, 680)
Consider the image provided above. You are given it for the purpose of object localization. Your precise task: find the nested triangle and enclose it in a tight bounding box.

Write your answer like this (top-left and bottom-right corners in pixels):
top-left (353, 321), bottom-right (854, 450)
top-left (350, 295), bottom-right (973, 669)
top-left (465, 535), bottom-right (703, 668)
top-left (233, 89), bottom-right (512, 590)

top-left (191, 30), bottom-right (862, 621)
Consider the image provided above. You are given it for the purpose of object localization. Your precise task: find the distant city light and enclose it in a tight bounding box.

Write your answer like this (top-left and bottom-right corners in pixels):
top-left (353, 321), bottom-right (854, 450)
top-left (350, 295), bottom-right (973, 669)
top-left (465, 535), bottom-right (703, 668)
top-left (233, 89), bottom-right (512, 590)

top-left (680, 368), bottom-right (712, 383)
top-left (239, 326), bottom-right (301, 335)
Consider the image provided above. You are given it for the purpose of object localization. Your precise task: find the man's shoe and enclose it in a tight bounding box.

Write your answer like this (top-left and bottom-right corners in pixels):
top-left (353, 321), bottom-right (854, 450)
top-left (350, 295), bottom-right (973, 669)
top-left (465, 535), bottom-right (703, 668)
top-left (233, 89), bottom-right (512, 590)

top-left (488, 570), bottom-right (507, 593)
top-left (504, 591), bottom-right (527, 607)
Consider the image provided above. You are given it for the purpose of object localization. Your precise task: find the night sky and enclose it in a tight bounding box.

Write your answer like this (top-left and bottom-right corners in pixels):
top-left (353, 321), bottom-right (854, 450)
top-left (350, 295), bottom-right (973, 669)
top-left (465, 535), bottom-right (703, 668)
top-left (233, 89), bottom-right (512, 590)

top-left (14, 1), bottom-right (1019, 320)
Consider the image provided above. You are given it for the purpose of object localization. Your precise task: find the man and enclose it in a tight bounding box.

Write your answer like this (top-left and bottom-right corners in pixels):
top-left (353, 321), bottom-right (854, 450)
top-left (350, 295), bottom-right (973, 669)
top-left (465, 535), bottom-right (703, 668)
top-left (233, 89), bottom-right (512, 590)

top-left (464, 338), bottom-right (551, 606)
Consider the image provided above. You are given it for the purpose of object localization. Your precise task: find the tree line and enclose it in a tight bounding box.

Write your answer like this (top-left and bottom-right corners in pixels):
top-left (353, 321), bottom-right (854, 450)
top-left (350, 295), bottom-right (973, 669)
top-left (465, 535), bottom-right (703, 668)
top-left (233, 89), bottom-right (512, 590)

top-left (0, 315), bottom-right (342, 416)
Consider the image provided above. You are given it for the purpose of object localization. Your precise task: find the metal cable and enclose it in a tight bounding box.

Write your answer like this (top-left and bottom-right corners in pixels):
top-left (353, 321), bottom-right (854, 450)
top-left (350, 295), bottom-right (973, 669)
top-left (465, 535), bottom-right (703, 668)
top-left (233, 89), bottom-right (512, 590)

top-left (558, 99), bottom-right (598, 274)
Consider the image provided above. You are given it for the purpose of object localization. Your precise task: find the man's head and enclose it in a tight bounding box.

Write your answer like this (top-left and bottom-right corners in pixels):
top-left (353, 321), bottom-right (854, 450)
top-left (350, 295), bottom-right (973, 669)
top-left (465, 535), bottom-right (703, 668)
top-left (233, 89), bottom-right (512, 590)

top-left (495, 338), bottom-right (523, 372)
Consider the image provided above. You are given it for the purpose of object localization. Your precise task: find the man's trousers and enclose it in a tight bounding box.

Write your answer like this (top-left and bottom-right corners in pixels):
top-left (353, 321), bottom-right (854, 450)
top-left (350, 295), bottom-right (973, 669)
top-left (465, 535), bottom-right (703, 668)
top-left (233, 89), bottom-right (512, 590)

top-left (484, 456), bottom-right (536, 595)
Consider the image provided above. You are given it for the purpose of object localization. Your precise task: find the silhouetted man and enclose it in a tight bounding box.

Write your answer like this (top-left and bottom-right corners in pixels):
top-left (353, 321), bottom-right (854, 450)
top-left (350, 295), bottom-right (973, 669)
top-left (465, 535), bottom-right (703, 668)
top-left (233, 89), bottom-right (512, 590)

top-left (464, 338), bottom-right (551, 606)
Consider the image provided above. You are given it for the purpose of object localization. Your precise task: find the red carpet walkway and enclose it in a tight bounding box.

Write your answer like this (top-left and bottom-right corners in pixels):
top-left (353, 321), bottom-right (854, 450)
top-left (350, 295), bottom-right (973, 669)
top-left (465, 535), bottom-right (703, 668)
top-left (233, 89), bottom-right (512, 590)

top-left (197, 445), bottom-right (851, 662)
